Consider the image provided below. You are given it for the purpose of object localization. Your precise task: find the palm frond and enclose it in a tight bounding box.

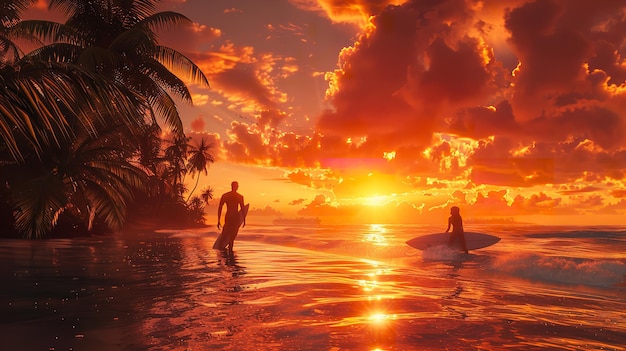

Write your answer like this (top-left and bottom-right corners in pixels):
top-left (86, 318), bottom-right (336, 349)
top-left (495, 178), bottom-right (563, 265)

top-left (138, 11), bottom-right (191, 33)
top-left (0, 36), bottom-right (23, 61)
top-left (149, 84), bottom-right (184, 134)
top-left (13, 20), bottom-right (65, 43)
top-left (128, 0), bottom-right (159, 19)
top-left (79, 160), bottom-right (147, 230)
top-left (0, 57), bottom-right (152, 162)
top-left (27, 43), bottom-right (83, 63)
top-left (77, 45), bottom-right (121, 72)
top-left (0, 0), bottom-right (36, 22)
top-left (0, 0), bottom-right (38, 61)
top-left (154, 46), bottom-right (210, 88)
top-left (47, 0), bottom-right (82, 16)
top-left (141, 56), bottom-right (193, 102)
top-left (109, 27), bottom-right (156, 54)
top-left (52, 125), bottom-right (148, 231)
top-left (11, 172), bottom-right (67, 239)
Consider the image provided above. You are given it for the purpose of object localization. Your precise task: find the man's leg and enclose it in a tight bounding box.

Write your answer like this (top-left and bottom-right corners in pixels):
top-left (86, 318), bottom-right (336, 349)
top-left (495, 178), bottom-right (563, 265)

top-left (227, 238), bottom-right (234, 253)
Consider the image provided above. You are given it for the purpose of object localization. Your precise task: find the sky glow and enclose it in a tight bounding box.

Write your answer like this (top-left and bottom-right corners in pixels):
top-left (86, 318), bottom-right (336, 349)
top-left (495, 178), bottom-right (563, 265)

top-left (27, 0), bottom-right (626, 225)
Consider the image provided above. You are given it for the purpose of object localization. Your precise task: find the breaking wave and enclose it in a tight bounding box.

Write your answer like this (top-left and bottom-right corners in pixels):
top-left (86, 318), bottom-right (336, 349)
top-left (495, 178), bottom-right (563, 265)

top-left (493, 252), bottom-right (626, 287)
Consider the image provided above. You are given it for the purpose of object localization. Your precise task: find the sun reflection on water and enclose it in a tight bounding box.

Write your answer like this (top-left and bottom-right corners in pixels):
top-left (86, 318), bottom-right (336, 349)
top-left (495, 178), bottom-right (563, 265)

top-left (3, 224), bottom-right (624, 350)
top-left (358, 278), bottom-right (378, 292)
top-left (368, 312), bottom-right (397, 324)
top-left (362, 224), bottom-right (391, 246)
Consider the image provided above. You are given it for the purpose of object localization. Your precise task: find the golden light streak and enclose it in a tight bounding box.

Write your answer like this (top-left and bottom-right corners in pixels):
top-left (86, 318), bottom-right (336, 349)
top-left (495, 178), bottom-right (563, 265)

top-left (512, 142), bottom-right (535, 157)
top-left (358, 279), bottom-right (378, 292)
top-left (422, 147), bottom-right (432, 159)
top-left (191, 94), bottom-right (209, 106)
top-left (362, 224), bottom-right (390, 245)
top-left (477, 36), bottom-right (494, 66)
top-left (362, 195), bottom-right (392, 207)
top-left (368, 312), bottom-right (393, 324)
top-left (512, 62), bottom-right (522, 77)
top-left (383, 151), bottom-right (396, 161)
top-left (346, 136), bottom-right (368, 147)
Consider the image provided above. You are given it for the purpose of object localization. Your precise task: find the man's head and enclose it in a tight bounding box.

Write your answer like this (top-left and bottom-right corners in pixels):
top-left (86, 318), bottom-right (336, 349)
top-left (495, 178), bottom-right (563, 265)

top-left (231, 181), bottom-right (239, 191)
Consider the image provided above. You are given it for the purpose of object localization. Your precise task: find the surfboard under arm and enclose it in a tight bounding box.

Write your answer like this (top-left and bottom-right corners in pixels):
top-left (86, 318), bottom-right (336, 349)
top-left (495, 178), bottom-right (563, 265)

top-left (239, 203), bottom-right (249, 226)
top-left (213, 203), bottom-right (249, 250)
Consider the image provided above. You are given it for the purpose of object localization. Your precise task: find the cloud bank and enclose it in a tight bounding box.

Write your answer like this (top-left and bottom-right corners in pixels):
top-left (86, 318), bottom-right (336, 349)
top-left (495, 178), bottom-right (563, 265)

top-left (186, 0), bottom-right (626, 221)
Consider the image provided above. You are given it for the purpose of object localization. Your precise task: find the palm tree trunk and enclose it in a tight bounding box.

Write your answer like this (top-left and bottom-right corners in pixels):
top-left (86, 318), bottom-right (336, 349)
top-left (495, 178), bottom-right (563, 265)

top-left (186, 175), bottom-right (200, 202)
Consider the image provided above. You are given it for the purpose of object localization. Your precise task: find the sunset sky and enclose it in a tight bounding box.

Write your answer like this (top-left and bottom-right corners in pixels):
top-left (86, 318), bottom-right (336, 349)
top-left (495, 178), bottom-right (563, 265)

top-left (28, 0), bottom-right (626, 225)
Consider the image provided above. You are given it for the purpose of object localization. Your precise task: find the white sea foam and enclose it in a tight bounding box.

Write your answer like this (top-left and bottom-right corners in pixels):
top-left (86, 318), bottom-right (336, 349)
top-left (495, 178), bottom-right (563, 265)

top-left (493, 252), bottom-right (626, 287)
top-left (422, 245), bottom-right (464, 261)
top-left (169, 229), bottom-right (218, 238)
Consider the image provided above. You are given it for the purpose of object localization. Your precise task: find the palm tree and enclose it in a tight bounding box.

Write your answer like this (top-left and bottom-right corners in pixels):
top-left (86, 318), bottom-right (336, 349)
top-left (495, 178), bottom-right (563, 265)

top-left (200, 187), bottom-right (214, 204)
top-left (163, 132), bottom-right (190, 192)
top-left (24, 0), bottom-right (209, 134)
top-left (0, 0), bottom-right (158, 238)
top-left (186, 137), bottom-right (214, 201)
top-left (0, 53), bottom-right (149, 163)
top-left (137, 122), bottom-right (163, 171)
top-left (186, 195), bottom-right (206, 225)
top-left (185, 185), bottom-right (214, 226)
top-left (1, 0), bottom-right (213, 237)
top-left (4, 125), bottom-right (147, 238)
top-left (1, 0), bottom-right (149, 163)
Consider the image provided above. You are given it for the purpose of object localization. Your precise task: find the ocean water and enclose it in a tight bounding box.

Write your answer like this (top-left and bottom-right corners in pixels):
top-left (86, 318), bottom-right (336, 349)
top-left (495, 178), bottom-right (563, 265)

top-left (1, 224), bottom-right (625, 351)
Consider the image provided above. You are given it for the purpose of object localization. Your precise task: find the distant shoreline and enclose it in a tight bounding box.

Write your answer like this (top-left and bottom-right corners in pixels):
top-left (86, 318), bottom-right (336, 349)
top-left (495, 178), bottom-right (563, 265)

top-left (272, 217), bottom-right (321, 226)
top-left (465, 217), bottom-right (528, 224)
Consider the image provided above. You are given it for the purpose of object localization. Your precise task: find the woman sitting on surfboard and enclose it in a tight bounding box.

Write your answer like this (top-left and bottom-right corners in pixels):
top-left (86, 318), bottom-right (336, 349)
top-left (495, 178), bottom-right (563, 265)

top-left (445, 206), bottom-right (469, 254)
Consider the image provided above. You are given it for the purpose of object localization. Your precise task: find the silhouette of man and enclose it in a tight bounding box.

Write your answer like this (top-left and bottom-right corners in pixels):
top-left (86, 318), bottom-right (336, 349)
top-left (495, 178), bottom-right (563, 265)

top-left (214, 181), bottom-right (245, 252)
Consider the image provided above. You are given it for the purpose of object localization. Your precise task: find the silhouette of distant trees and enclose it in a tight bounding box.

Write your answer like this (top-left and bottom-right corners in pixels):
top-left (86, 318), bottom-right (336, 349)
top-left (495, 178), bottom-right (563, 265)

top-left (0, 0), bottom-right (213, 238)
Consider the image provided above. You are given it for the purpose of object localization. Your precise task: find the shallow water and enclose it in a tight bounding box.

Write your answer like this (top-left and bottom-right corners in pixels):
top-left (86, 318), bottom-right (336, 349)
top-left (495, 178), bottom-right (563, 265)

top-left (1, 224), bottom-right (625, 350)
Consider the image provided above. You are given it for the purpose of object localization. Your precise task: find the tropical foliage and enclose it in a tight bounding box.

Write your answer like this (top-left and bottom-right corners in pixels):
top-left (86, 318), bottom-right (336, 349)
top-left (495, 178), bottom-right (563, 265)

top-left (0, 0), bottom-right (214, 238)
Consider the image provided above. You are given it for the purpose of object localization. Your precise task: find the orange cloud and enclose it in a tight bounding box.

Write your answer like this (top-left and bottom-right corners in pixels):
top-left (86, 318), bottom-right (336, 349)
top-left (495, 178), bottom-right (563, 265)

top-left (289, 198), bottom-right (307, 205)
top-left (190, 116), bottom-right (206, 132)
top-left (291, 0), bottom-right (409, 27)
top-left (193, 46), bottom-right (297, 126)
top-left (171, 0), bottom-right (626, 221)
top-left (612, 190), bottom-right (626, 198)
top-left (310, 0), bottom-right (626, 191)
top-left (159, 23), bottom-right (222, 61)
top-left (598, 199), bottom-right (626, 215)
top-left (277, 184), bottom-right (624, 224)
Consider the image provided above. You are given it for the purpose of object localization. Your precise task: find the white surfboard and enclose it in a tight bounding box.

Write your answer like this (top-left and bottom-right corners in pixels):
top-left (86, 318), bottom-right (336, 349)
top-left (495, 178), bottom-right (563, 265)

top-left (406, 232), bottom-right (500, 251)
top-left (239, 203), bottom-right (249, 226)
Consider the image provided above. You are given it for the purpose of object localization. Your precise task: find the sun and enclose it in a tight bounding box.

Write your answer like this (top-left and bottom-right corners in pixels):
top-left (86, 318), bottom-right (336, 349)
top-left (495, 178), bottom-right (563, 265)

top-left (363, 195), bottom-right (390, 206)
